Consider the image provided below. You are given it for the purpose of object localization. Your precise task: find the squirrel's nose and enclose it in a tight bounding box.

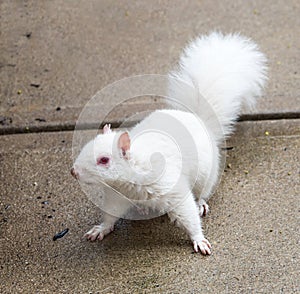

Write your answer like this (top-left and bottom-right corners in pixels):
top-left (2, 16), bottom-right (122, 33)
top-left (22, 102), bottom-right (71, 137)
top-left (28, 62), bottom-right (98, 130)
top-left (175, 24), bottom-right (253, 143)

top-left (71, 167), bottom-right (79, 180)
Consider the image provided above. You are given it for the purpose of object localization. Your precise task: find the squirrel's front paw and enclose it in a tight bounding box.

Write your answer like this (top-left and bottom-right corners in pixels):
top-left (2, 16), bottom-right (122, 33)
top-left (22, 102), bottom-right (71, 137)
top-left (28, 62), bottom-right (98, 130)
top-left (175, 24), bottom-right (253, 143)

top-left (137, 206), bottom-right (149, 215)
top-left (193, 238), bottom-right (212, 255)
top-left (84, 224), bottom-right (114, 241)
top-left (199, 199), bottom-right (209, 217)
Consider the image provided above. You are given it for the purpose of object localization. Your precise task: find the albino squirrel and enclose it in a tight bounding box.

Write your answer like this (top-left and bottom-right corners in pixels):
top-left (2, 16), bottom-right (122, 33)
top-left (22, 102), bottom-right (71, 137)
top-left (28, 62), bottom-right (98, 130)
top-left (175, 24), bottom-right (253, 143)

top-left (71, 32), bottom-right (267, 255)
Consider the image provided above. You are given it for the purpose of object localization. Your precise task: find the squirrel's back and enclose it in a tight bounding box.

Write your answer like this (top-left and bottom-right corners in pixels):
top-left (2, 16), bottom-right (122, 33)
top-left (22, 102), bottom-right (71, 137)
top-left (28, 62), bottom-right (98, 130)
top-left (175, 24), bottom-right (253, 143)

top-left (168, 32), bottom-right (267, 141)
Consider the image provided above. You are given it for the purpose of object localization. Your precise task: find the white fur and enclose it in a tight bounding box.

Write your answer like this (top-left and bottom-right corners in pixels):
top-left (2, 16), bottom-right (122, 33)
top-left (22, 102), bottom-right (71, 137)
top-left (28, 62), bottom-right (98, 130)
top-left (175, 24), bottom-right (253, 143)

top-left (73, 32), bottom-right (267, 255)
top-left (169, 32), bottom-right (267, 140)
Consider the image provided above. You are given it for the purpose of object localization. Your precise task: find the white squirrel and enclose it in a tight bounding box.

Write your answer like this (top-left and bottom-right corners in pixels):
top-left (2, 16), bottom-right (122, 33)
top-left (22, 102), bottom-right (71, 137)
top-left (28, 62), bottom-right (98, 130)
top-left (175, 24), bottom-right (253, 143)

top-left (71, 32), bottom-right (267, 255)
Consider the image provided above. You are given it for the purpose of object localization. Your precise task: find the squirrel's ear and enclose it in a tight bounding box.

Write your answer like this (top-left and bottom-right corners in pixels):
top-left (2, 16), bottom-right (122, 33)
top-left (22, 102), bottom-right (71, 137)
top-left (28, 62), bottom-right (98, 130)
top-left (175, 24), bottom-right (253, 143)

top-left (118, 132), bottom-right (130, 157)
top-left (103, 124), bottom-right (112, 134)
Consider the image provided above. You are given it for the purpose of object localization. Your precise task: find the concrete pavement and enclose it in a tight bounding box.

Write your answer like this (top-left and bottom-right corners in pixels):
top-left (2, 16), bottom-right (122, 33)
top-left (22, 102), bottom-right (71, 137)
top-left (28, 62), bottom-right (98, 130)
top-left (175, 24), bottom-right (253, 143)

top-left (0, 120), bottom-right (299, 293)
top-left (1, 0), bottom-right (300, 133)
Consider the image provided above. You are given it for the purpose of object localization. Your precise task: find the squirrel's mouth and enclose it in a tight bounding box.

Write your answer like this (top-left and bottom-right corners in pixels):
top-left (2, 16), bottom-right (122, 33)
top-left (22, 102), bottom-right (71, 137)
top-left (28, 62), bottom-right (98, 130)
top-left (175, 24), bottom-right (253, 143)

top-left (70, 167), bottom-right (79, 180)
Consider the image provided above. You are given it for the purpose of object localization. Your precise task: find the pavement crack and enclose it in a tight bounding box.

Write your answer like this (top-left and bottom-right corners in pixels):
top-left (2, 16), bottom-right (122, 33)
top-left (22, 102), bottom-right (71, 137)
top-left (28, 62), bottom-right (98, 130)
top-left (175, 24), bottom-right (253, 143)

top-left (0, 112), bottom-right (299, 136)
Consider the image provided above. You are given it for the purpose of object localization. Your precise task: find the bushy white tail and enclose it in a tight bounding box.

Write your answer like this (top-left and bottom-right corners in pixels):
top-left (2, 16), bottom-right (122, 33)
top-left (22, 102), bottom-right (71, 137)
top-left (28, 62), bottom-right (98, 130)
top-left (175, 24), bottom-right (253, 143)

top-left (168, 32), bottom-right (267, 141)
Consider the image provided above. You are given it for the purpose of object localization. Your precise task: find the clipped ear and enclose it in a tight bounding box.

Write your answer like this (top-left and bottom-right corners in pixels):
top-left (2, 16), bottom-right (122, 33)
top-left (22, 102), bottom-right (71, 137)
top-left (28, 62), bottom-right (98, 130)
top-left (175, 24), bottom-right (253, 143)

top-left (103, 124), bottom-right (112, 134)
top-left (118, 132), bottom-right (130, 157)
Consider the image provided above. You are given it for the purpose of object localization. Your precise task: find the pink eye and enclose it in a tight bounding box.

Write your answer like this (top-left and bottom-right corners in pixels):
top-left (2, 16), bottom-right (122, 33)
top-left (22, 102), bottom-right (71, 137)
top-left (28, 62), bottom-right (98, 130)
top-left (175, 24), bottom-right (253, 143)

top-left (97, 156), bottom-right (110, 165)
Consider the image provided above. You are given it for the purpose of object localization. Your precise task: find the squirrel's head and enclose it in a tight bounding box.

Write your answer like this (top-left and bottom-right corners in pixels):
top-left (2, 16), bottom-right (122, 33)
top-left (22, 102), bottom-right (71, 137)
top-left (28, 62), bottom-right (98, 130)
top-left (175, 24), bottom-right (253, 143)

top-left (71, 124), bottom-right (131, 185)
